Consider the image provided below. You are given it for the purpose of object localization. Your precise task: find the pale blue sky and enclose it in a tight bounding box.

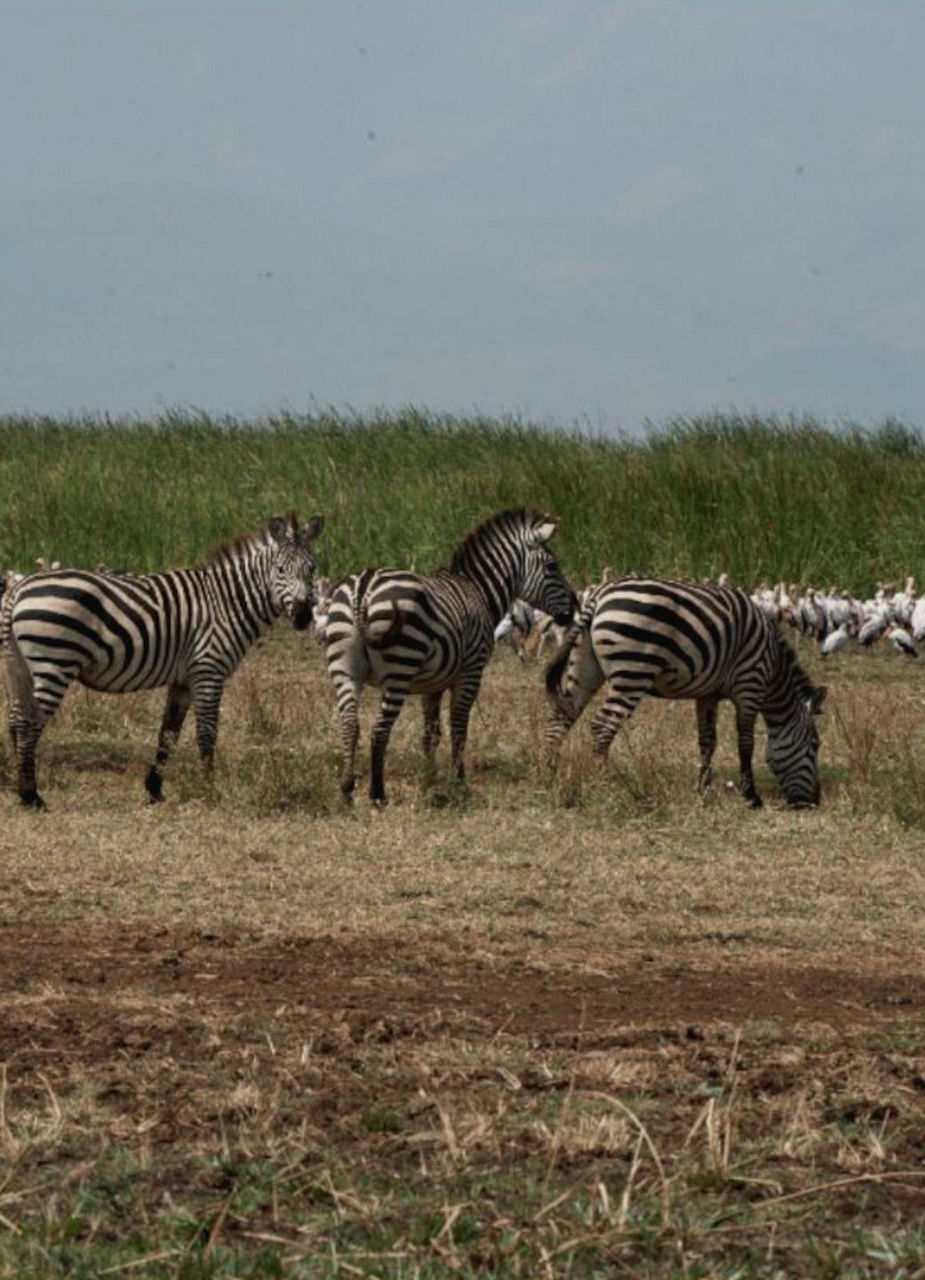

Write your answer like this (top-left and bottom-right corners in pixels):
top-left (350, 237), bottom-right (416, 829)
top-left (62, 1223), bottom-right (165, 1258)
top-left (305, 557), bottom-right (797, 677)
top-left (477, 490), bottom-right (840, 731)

top-left (3, 2), bottom-right (924, 431)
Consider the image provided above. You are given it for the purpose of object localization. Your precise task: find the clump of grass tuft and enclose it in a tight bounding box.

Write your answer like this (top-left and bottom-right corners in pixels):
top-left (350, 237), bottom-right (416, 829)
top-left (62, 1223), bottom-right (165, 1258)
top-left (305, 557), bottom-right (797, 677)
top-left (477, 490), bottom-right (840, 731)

top-left (230, 746), bottom-right (335, 817)
top-left (827, 677), bottom-right (925, 827)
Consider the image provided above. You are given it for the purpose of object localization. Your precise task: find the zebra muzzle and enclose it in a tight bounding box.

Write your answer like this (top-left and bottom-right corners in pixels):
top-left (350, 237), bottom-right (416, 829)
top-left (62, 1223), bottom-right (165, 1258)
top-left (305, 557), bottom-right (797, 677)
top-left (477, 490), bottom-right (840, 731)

top-left (291, 601), bottom-right (314, 631)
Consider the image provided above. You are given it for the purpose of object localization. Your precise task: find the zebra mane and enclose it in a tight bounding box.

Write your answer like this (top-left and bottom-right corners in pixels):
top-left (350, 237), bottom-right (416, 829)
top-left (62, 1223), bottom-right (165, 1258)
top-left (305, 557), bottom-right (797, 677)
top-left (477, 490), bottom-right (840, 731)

top-left (206, 514), bottom-right (297, 566)
top-left (445, 507), bottom-right (546, 574)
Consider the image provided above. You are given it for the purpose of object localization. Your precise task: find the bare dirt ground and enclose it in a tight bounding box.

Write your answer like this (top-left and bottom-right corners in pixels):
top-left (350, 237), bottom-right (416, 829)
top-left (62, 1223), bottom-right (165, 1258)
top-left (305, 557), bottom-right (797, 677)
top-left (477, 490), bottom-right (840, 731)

top-left (3, 921), bottom-right (924, 1050)
top-left (4, 921), bottom-right (923, 1170)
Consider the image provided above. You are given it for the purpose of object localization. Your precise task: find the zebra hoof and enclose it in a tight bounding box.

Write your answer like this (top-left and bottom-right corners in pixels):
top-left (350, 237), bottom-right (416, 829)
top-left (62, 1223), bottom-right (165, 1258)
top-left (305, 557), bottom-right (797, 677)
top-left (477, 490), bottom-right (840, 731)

top-left (745, 794), bottom-right (763, 810)
top-left (20, 790), bottom-right (46, 810)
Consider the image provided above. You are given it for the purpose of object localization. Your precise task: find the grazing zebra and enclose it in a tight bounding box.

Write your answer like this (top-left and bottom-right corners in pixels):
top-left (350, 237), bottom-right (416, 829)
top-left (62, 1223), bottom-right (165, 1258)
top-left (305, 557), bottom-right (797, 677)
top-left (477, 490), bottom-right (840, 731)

top-left (545, 576), bottom-right (825, 808)
top-left (1, 512), bottom-right (324, 808)
top-left (325, 507), bottom-right (576, 806)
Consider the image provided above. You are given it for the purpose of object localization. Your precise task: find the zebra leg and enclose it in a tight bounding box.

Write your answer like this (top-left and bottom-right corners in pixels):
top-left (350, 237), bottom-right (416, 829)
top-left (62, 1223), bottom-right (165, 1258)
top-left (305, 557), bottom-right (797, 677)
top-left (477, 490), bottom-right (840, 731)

top-left (369, 679), bottom-right (410, 806)
top-left (421, 692), bottom-right (442, 758)
top-left (421, 692), bottom-right (443, 787)
top-left (9, 717), bottom-right (46, 809)
top-left (589, 687), bottom-right (645, 757)
top-left (696, 698), bottom-right (719, 794)
top-left (448, 673), bottom-right (483, 785)
top-left (734, 703), bottom-right (763, 808)
top-left (192, 678), bottom-right (224, 781)
top-left (6, 658), bottom-right (62, 809)
top-left (145, 684), bottom-right (192, 802)
top-left (544, 700), bottom-right (575, 766)
top-left (545, 635), bottom-right (605, 768)
top-left (330, 676), bottom-right (362, 801)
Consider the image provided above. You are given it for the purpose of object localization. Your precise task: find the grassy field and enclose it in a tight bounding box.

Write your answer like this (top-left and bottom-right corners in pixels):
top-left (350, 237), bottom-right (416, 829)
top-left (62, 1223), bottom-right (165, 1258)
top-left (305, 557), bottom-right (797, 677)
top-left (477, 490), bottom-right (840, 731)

top-left (1, 414), bottom-right (924, 1277)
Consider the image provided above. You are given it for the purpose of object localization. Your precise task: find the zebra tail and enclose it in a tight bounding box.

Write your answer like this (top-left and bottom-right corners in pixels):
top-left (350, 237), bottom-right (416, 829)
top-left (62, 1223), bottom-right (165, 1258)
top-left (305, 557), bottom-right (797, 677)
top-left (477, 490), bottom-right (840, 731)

top-left (544, 620), bottom-right (582, 704)
top-left (544, 588), bottom-right (598, 707)
top-left (1, 614), bottom-right (38, 723)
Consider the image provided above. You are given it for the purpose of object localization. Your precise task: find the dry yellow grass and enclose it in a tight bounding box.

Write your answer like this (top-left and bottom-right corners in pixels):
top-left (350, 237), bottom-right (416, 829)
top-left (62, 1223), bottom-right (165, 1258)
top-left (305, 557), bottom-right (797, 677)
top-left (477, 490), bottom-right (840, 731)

top-left (2, 627), bottom-right (923, 953)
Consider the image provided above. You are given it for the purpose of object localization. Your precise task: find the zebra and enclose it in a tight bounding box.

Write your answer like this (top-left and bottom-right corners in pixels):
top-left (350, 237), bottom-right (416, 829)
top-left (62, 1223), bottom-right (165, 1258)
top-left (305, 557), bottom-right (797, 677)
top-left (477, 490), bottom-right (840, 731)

top-left (544, 576), bottom-right (825, 808)
top-left (1, 512), bottom-right (324, 808)
top-left (324, 507), bottom-right (576, 806)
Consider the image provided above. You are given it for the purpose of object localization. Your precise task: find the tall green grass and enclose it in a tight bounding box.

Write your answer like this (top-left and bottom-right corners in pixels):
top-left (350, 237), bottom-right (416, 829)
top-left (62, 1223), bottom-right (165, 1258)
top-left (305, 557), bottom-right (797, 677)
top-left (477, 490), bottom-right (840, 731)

top-left (1, 408), bottom-right (922, 590)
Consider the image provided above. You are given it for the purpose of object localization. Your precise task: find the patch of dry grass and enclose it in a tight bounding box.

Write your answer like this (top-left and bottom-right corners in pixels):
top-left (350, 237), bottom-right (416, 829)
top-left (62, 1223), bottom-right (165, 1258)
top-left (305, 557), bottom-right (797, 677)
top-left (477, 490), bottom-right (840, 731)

top-left (2, 630), bottom-right (923, 953)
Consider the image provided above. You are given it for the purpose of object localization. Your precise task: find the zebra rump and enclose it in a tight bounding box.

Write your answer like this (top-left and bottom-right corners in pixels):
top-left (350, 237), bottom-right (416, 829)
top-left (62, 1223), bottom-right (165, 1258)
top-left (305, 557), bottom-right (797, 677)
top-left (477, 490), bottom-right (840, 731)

top-left (545, 576), bottom-right (825, 809)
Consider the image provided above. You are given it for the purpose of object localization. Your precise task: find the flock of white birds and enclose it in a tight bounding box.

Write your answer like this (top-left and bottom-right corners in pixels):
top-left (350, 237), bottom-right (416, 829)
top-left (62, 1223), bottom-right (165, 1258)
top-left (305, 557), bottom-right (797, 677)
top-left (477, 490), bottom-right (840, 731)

top-left (494, 572), bottom-right (925, 663)
top-left (748, 575), bottom-right (923, 659)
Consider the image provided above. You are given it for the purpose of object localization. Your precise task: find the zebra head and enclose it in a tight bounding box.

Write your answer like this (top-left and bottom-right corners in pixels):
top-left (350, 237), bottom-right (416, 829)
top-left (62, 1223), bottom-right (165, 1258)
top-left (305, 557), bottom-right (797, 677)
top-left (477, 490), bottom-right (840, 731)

top-left (517, 516), bottom-right (576, 627)
top-left (764, 681), bottom-right (826, 808)
top-left (266, 512), bottom-right (325, 630)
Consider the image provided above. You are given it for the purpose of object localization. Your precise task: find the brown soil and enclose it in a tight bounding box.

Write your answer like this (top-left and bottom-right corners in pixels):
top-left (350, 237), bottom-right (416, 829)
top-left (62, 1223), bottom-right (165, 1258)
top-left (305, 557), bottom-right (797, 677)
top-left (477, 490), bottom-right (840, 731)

top-left (3, 921), bottom-right (922, 1066)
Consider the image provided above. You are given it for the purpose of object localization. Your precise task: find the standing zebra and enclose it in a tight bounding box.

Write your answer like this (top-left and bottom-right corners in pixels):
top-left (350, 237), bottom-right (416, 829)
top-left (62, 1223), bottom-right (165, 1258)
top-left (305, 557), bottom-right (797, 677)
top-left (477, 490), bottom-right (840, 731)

top-left (1, 512), bottom-right (324, 808)
top-left (545, 576), bottom-right (825, 808)
top-left (325, 508), bottom-right (576, 806)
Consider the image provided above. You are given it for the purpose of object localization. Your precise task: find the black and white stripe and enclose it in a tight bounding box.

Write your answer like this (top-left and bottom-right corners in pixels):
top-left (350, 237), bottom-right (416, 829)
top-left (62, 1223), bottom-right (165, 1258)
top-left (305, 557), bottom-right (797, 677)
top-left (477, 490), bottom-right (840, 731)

top-left (325, 508), bottom-right (576, 805)
top-left (2, 513), bottom-right (324, 807)
top-left (545, 576), bottom-right (825, 808)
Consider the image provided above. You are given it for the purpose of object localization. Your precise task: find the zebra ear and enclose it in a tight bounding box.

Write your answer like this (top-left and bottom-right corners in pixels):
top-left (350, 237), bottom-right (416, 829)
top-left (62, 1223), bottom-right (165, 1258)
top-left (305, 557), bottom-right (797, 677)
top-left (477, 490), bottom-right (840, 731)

top-left (303, 514), bottom-right (325, 543)
top-left (267, 515), bottom-right (294, 543)
top-left (529, 518), bottom-right (558, 547)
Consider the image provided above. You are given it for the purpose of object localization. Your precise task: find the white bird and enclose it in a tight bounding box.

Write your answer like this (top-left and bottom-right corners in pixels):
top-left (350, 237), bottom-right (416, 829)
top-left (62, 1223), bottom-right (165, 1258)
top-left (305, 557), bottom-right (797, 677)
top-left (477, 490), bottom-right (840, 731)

top-left (751, 582), bottom-right (780, 621)
top-left (310, 576), bottom-right (334, 646)
top-left (887, 624), bottom-right (918, 658)
top-left (819, 622), bottom-right (851, 658)
top-left (889, 576), bottom-right (917, 626)
top-left (858, 609), bottom-right (890, 647)
top-left (910, 593), bottom-right (925, 642)
top-left (819, 590), bottom-right (855, 631)
top-left (493, 613), bottom-right (514, 642)
top-left (494, 600), bottom-right (539, 662)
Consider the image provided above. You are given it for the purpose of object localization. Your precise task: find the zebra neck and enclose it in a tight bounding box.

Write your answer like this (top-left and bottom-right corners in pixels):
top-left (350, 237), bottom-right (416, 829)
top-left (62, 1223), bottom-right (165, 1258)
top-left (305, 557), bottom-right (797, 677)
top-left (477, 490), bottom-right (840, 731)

top-left (761, 661), bottom-right (801, 727)
top-left (203, 543), bottom-right (277, 627)
top-left (450, 547), bottom-right (520, 626)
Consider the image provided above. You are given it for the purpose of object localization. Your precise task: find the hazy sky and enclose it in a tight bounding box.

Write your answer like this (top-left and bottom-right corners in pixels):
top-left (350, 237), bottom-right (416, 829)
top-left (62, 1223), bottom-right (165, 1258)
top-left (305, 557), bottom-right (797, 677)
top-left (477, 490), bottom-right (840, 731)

top-left (3, 2), bottom-right (925, 431)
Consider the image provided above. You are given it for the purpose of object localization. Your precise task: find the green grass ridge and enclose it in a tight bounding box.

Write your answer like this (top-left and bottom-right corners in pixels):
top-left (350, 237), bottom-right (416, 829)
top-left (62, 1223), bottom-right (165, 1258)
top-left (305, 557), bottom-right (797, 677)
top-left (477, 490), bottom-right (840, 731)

top-left (1, 408), bottom-right (922, 591)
